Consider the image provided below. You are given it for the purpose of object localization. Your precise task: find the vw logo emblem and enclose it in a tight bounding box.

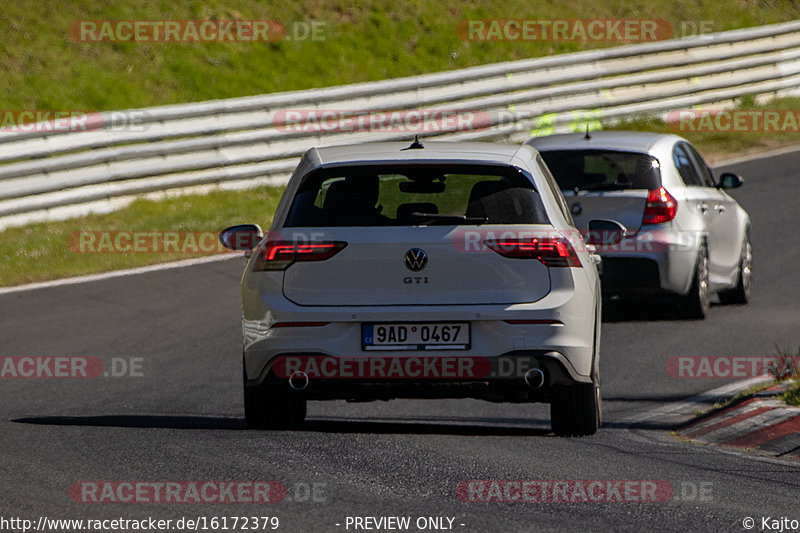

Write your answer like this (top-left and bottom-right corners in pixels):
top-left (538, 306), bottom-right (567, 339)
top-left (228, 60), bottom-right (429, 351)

top-left (404, 248), bottom-right (428, 272)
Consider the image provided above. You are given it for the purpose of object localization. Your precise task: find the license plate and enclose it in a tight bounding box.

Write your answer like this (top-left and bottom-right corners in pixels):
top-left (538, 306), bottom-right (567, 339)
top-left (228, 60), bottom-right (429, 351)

top-left (362, 322), bottom-right (470, 351)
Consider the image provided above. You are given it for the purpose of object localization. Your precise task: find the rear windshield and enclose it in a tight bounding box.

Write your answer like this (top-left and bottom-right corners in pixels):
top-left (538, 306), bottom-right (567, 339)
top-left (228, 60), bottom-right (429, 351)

top-left (284, 164), bottom-right (549, 227)
top-left (539, 150), bottom-right (661, 191)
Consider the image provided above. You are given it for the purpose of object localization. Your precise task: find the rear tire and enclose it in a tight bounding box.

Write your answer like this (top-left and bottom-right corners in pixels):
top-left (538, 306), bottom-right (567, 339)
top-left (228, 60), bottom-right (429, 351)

top-left (550, 382), bottom-right (600, 437)
top-left (681, 243), bottom-right (710, 319)
top-left (718, 232), bottom-right (752, 305)
top-left (243, 365), bottom-right (306, 429)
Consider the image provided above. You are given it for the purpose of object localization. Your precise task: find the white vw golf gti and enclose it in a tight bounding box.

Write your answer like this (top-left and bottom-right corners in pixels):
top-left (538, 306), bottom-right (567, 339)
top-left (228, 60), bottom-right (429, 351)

top-left (220, 140), bottom-right (603, 436)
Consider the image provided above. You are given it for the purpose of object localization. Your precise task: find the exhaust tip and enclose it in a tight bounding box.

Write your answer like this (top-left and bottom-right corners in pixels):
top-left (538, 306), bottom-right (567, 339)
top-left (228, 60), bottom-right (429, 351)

top-left (524, 368), bottom-right (545, 389)
top-left (288, 371), bottom-right (310, 391)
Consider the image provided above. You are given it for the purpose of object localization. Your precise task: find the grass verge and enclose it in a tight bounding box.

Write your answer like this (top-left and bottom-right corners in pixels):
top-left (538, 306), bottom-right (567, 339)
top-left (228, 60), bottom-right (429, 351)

top-left (706, 344), bottom-right (800, 411)
top-left (777, 344), bottom-right (800, 407)
top-left (781, 382), bottom-right (800, 407)
top-left (2, 1), bottom-right (800, 112)
top-left (709, 381), bottom-right (776, 413)
top-left (0, 187), bottom-right (281, 286)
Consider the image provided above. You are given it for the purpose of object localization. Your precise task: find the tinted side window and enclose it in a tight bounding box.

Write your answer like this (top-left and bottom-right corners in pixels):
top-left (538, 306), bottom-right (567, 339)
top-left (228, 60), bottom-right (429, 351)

top-left (673, 144), bottom-right (702, 186)
top-left (683, 143), bottom-right (715, 187)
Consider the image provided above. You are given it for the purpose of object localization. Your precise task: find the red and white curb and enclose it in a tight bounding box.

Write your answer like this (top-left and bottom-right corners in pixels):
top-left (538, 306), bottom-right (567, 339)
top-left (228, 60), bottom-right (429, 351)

top-left (679, 382), bottom-right (800, 459)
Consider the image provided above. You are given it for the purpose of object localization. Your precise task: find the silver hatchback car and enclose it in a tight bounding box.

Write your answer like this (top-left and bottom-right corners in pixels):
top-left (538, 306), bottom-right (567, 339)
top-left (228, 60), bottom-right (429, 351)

top-left (526, 131), bottom-right (752, 318)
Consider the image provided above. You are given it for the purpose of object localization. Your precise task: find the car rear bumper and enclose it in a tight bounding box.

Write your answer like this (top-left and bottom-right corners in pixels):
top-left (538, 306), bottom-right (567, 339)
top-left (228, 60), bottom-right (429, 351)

top-left (596, 228), bottom-right (699, 295)
top-left (243, 280), bottom-right (597, 392)
top-left (245, 349), bottom-right (592, 403)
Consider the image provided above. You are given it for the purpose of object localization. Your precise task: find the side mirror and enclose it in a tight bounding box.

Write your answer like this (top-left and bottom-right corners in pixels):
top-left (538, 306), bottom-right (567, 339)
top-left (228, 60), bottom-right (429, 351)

top-left (218, 224), bottom-right (263, 251)
top-left (585, 219), bottom-right (627, 246)
top-left (717, 172), bottom-right (743, 189)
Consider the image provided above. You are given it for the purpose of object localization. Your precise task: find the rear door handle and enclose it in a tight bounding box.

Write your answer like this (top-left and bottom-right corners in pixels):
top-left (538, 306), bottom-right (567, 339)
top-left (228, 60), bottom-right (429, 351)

top-left (714, 204), bottom-right (726, 214)
top-left (698, 203), bottom-right (709, 214)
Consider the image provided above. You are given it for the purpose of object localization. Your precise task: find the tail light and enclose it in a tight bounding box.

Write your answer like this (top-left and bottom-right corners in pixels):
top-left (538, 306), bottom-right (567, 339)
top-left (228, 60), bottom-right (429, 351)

top-left (485, 237), bottom-right (581, 267)
top-left (642, 187), bottom-right (678, 225)
top-left (253, 241), bottom-right (347, 271)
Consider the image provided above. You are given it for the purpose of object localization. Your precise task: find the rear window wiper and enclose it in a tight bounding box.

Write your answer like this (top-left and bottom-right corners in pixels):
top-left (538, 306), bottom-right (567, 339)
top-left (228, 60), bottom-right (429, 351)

top-left (409, 212), bottom-right (488, 225)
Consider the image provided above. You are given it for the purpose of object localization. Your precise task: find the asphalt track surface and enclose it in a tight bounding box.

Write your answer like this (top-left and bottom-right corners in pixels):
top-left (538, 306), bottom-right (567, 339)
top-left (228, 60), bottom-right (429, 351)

top-left (2, 150), bottom-right (799, 533)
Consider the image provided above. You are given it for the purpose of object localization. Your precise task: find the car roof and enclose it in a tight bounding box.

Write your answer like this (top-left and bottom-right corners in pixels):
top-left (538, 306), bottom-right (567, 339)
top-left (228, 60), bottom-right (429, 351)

top-left (526, 131), bottom-right (685, 153)
top-left (304, 141), bottom-right (528, 167)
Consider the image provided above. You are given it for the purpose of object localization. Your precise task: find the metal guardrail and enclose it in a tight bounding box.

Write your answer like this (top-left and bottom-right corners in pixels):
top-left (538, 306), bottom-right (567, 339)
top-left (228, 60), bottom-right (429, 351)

top-left (2, 20), bottom-right (800, 227)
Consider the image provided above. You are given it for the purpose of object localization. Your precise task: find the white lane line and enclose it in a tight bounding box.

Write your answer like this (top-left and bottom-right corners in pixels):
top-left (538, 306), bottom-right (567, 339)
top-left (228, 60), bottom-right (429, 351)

top-left (0, 253), bottom-right (242, 295)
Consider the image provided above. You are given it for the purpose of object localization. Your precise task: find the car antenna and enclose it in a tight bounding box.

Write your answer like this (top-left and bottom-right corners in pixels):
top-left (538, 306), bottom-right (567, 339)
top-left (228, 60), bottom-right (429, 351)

top-left (584, 125), bottom-right (592, 140)
top-left (402, 135), bottom-right (425, 150)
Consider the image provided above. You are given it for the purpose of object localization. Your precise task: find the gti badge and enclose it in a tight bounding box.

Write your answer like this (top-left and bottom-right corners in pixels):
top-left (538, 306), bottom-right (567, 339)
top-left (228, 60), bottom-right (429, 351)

top-left (404, 248), bottom-right (428, 272)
